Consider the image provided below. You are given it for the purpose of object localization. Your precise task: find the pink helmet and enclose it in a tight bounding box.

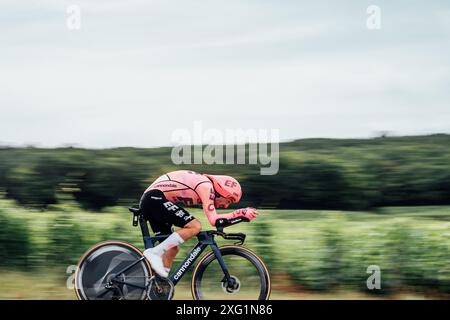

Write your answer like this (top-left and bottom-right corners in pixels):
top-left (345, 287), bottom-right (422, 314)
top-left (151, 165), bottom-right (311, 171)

top-left (205, 174), bottom-right (242, 203)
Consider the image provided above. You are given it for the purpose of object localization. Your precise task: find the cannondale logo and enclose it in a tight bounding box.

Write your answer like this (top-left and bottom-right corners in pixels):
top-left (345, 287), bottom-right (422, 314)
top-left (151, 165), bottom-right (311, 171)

top-left (174, 247), bottom-right (202, 280)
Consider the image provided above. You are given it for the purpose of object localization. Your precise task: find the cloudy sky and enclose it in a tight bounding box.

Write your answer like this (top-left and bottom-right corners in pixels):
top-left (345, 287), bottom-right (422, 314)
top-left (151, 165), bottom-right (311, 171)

top-left (1, 0), bottom-right (449, 148)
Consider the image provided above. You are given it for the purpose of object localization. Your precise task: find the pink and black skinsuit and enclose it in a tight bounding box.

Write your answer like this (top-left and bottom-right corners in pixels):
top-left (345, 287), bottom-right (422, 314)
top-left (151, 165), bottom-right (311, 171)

top-left (139, 170), bottom-right (247, 234)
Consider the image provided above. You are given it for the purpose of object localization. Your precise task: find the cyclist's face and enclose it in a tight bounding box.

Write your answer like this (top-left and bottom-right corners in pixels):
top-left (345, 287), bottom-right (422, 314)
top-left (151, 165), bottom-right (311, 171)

top-left (214, 196), bottom-right (233, 209)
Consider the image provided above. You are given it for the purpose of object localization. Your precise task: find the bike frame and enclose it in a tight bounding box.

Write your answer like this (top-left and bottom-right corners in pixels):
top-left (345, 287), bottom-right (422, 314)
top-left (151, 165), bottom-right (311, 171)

top-left (139, 215), bottom-right (236, 286)
top-left (111, 215), bottom-right (240, 288)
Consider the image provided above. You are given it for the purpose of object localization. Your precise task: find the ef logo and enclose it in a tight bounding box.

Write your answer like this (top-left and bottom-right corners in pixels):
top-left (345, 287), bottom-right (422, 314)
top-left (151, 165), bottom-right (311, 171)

top-left (366, 265), bottom-right (381, 290)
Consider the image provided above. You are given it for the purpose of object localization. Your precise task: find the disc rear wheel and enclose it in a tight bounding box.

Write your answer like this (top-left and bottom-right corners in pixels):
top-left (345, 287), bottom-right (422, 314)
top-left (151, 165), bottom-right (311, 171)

top-left (75, 241), bottom-right (152, 300)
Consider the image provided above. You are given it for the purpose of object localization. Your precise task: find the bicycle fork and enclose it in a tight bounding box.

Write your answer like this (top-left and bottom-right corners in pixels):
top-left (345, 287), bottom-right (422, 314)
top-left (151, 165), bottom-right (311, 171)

top-left (210, 244), bottom-right (234, 287)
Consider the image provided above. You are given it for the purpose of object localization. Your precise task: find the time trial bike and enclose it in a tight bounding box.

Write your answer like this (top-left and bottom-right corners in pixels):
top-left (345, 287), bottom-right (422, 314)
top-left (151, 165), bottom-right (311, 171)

top-left (74, 207), bottom-right (271, 300)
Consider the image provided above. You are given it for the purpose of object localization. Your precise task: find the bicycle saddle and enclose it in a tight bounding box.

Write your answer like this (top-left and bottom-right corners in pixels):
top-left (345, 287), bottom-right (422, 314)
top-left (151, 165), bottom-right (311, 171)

top-left (128, 207), bottom-right (141, 214)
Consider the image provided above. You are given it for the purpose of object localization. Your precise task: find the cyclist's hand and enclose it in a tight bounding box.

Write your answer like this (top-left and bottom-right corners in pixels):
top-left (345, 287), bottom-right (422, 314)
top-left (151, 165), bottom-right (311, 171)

top-left (240, 207), bottom-right (259, 221)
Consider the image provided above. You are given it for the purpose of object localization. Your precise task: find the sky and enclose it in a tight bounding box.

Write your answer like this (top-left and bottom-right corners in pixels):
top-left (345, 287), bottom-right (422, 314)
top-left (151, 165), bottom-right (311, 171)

top-left (1, 0), bottom-right (450, 148)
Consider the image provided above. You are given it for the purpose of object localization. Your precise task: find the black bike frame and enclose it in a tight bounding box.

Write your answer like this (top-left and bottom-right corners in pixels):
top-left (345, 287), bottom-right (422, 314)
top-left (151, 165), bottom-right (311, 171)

top-left (137, 215), bottom-right (235, 286)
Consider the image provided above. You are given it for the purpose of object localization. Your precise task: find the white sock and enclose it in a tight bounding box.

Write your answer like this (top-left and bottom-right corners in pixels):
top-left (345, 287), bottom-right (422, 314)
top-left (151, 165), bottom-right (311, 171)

top-left (150, 232), bottom-right (184, 256)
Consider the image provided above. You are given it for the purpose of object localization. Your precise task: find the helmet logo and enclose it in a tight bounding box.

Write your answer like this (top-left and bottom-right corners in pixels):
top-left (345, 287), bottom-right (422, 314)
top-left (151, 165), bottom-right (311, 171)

top-left (224, 180), bottom-right (237, 188)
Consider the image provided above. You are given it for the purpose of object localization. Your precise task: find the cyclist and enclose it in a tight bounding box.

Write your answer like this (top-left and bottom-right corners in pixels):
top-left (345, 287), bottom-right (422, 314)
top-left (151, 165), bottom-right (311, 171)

top-left (140, 170), bottom-right (258, 278)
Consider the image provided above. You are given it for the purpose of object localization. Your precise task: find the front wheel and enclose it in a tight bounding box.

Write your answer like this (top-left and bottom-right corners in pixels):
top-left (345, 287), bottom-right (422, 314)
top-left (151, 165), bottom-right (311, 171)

top-left (75, 241), bottom-right (152, 300)
top-left (191, 245), bottom-right (271, 300)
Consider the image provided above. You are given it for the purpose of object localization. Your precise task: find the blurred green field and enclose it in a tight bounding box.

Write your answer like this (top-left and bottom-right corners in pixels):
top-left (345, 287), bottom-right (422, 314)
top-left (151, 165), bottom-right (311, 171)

top-left (0, 271), bottom-right (440, 300)
top-left (1, 198), bottom-right (450, 299)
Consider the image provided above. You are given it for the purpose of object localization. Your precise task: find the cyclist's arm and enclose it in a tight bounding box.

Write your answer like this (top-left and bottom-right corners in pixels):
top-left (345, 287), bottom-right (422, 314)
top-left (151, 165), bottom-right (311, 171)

top-left (198, 184), bottom-right (242, 226)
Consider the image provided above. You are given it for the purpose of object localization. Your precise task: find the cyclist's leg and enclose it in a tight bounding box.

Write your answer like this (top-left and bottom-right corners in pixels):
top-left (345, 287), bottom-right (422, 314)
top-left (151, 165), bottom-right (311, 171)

top-left (146, 220), bottom-right (178, 271)
top-left (162, 219), bottom-right (201, 269)
top-left (155, 202), bottom-right (201, 269)
top-left (162, 246), bottom-right (179, 269)
top-left (140, 189), bottom-right (200, 277)
top-left (177, 218), bottom-right (202, 240)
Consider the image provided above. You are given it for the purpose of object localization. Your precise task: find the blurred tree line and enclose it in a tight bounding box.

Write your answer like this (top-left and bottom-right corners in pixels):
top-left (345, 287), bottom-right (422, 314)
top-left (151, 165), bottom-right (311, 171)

top-left (0, 134), bottom-right (449, 211)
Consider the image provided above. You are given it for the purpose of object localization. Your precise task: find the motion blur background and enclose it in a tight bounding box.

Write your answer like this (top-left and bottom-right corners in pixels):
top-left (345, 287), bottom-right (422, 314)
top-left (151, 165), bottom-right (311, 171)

top-left (1, 1), bottom-right (450, 299)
